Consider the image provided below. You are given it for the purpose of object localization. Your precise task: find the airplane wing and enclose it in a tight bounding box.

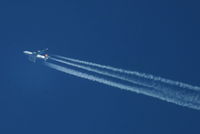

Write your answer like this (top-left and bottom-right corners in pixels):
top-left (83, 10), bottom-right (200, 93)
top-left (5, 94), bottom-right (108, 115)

top-left (37, 48), bottom-right (48, 54)
top-left (28, 55), bottom-right (36, 62)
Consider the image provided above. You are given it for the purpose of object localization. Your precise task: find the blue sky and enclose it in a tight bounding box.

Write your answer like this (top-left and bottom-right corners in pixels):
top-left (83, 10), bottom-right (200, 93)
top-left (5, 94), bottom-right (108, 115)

top-left (0, 0), bottom-right (200, 133)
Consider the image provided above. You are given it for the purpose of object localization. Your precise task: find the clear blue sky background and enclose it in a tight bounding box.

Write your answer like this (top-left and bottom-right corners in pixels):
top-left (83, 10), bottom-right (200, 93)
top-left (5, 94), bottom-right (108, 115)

top-left (0, 0), bottom-right (200, 133)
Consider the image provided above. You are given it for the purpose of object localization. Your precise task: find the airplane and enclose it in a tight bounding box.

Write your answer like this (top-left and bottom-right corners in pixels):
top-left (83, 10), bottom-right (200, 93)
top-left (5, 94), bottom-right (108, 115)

top-left (23, 48), bottom-right (49, 62)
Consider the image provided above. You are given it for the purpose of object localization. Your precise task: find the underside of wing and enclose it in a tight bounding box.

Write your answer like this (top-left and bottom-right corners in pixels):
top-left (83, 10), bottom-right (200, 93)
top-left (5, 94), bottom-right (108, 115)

top-left (28, 55), bottom-right (36, 62)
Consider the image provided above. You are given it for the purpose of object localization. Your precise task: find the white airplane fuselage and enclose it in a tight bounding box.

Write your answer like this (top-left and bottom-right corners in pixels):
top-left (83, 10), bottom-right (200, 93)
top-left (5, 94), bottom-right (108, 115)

top-left (24, 50), bottom-right (49, 62)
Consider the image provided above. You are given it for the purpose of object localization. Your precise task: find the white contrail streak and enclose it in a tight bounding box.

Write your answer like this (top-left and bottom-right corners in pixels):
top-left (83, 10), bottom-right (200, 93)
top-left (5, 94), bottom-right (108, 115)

top-left (45, 62), bottom-right (145, 94)
top-left (51, 57), bottom-right (199, 100)
top-left (50, 57), bottom-right (153, 88)
top-left (54, 55), bottom-right (200, 91)
top-left (45, 62), bottom-right (200, 110)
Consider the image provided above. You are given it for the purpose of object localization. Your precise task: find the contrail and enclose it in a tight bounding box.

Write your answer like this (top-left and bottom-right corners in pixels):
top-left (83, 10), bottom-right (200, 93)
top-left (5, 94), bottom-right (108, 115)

top-left (51, 57), bottom-right (200, 98)
top-left (54, 55), bottom-right (200, 91)
top-left (45, 62), bottom-right (150, 94)
top-left (51, 57), bottom-right (189, 95)
top-left (50, 57), bottom-right (154, 88)
top-left (45, 61), bottom-right (200, 110)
